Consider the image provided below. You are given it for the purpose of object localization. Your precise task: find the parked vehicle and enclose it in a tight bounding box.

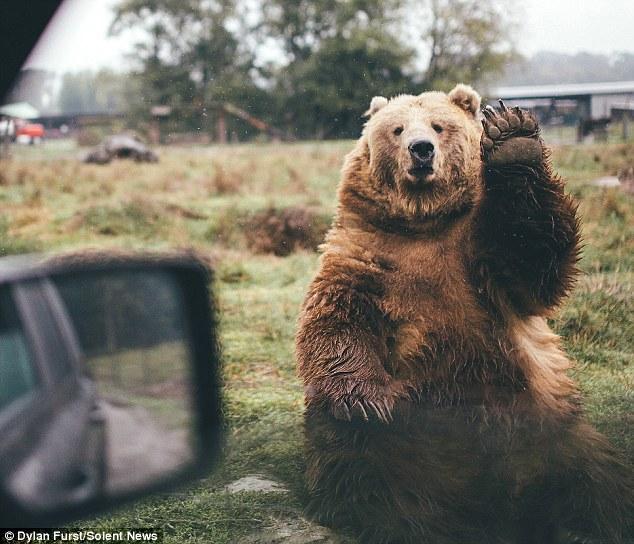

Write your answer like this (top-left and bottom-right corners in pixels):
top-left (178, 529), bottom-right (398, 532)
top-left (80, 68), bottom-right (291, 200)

top-left (15, 122), bottom-right (45, 144)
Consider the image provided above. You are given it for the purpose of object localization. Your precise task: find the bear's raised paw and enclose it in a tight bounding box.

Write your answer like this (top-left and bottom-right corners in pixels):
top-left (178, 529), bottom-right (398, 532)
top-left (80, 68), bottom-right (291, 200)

top-left (481, 100), bottom-right (543, 166)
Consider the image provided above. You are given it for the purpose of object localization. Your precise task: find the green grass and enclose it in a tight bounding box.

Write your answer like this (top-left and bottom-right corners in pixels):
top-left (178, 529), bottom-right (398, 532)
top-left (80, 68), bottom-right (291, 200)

top-left (1, 139), bottom-right (632, 542)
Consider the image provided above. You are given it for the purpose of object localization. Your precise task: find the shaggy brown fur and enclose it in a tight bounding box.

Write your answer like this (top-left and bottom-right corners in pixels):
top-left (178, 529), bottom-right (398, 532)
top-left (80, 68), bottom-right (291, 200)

top-left (296, 85), bottom-right (633, 543)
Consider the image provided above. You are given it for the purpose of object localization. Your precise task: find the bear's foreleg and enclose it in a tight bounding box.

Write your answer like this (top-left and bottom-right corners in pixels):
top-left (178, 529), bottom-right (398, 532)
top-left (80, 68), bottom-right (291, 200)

top-left (296, 282), bottom-right (410, 422)
top-left (475, 103), bottom-right (580, 315)
top-left (297, 281), bottom-right (420, 539)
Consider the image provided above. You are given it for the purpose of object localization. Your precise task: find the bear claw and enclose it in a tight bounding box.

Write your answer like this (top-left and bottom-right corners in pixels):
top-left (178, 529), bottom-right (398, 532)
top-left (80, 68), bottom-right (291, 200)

top-left (482, 136), bottom-right (494, 151)
top-left (507, 112), bottom-right (521, 130)
top-left (486, 124), bottom-right (501, 139)
top-left (311, 377), bottom-right (413, 424)
top-left (481, 101), bottom-right (543, 166)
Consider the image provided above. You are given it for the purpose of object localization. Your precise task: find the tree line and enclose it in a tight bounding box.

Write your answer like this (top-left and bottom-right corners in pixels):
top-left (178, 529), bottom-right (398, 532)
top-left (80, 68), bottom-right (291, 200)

top-left (10, 1), bottom-right (634, 140)
top-left (110, 0), bottom-right (516, 139)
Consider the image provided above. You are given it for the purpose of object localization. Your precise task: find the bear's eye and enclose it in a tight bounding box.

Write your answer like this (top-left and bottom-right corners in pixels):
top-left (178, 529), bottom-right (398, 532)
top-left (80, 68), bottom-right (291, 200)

top-left (393, 126), bottom-right (404, 136)
top-left (432, 122), bottom-right (443, 134)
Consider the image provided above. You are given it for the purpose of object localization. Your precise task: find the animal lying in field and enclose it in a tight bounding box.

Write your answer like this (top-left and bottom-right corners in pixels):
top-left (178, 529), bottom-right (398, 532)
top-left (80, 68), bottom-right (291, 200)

top-left (296, 84), bottom-right (633, 543)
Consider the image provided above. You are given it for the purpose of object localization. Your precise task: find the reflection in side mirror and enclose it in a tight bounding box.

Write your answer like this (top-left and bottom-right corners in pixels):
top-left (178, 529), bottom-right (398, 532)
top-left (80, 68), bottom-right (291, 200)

top-left (54, 270), bottom-right (195, 496)
top-left (0, 253), bottom-right (221, 526)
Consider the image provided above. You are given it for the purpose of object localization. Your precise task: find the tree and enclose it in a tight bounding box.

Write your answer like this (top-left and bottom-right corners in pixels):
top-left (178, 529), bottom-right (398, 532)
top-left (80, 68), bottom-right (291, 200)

top-left (111, 0), bottom-right (262, 135)
top-left (259, 0), bottom-right (402, 63)
top-left (110, 0), bottom-right (518, 139)
top-left (260, 0), bottom-right (515, 137)
top-left (261, 0), bottom-right (414, 138)
top-left (414, 0), bottom-right (517, 90)
top-left (287, 29), bottom-right (414, 138)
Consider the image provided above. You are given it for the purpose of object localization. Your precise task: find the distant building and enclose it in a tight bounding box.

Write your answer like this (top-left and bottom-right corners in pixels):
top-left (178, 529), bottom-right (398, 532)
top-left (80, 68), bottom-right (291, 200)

top-left (490, 81), bottom-right (634, 141)
top-left (30, 112), bottom-right (126, 141)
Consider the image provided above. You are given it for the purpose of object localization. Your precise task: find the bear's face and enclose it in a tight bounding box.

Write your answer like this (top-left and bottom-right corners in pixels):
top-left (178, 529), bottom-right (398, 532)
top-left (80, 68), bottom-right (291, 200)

top-left (357, 84), bottom-right (483, 222)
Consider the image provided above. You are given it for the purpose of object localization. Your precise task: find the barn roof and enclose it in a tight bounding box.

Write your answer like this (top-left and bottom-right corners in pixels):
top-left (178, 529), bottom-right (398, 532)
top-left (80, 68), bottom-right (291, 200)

top-left (0, 101), bottom-right (39, 119)
top-left (491, 81), bottom-right (634, 100)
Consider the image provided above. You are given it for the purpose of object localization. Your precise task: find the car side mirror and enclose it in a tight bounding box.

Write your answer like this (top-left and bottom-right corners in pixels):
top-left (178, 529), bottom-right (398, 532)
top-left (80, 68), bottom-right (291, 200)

top-left (0, 251), bottom-right (222, 526)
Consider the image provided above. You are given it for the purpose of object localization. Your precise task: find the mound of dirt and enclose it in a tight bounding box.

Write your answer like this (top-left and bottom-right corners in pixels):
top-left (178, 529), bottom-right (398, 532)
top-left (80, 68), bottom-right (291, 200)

top-left (244, 207), bottom-right (330, 257)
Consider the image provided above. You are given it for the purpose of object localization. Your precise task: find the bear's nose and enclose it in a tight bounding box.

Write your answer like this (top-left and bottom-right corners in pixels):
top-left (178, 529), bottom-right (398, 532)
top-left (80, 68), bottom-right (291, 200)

top-left (408, 139), bottom-right (435, 165)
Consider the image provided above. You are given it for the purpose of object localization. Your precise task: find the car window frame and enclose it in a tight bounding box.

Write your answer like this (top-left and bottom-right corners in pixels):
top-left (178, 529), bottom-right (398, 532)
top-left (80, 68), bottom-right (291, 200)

top-left (0, 285), bottom-right (43, 411)
top-left (13, 279), bottom-right (82, 394)
top-left (0, 283), bottom-right (55, 479)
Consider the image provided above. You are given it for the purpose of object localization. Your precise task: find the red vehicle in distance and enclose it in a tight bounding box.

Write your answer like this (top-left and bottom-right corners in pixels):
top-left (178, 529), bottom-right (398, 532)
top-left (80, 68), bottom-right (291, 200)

top-left (16, 122), bottom-right (45, 144)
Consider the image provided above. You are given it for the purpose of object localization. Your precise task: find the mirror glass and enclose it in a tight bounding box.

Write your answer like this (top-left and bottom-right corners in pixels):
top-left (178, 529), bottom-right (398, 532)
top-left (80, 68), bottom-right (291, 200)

top-left (51, 270), bottom-right (195, 497)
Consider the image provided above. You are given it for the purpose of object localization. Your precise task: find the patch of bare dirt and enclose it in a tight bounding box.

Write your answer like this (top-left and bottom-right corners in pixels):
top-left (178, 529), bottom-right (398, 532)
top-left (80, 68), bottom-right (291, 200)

top-left (244, 207), bottom-right (329, 257)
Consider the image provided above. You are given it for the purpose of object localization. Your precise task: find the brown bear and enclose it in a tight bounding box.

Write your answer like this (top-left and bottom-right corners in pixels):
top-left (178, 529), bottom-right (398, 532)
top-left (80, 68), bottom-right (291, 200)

top-left (296, 84), bottom-right (633, 543)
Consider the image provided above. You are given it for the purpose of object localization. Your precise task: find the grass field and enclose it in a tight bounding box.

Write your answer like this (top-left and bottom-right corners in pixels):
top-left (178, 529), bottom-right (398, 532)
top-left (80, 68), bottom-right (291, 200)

top-left (1, 139), bottom-right (632, 542)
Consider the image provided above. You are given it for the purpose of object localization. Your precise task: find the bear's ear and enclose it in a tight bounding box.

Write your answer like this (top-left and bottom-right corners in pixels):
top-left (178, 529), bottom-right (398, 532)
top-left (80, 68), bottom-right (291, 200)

top-left (448, 84), bottom-right (481, 118)
top-left (364, 96), bottom-right (388, 117)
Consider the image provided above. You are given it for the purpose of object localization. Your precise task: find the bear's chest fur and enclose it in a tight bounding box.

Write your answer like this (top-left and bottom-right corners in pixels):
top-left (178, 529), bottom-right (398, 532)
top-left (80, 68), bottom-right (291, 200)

top-left (350, 225), bottom-right (522, 391)
top-left (377, 232), bottom-right (477, 323)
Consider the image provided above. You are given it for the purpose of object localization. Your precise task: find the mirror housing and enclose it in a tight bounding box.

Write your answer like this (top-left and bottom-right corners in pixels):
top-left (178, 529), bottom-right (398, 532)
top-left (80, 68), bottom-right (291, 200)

top-left (0, 250), bottom-right (222, 526)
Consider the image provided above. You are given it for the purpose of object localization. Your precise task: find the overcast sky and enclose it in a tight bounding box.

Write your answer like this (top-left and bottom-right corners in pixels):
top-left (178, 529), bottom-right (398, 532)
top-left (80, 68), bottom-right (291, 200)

top-left (24, 0), bottom-right (634, 73)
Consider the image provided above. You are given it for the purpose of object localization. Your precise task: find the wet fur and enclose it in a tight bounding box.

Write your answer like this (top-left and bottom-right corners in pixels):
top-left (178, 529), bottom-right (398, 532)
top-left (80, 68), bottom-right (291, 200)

top-left (296, 86), bottom-right (633, 543)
